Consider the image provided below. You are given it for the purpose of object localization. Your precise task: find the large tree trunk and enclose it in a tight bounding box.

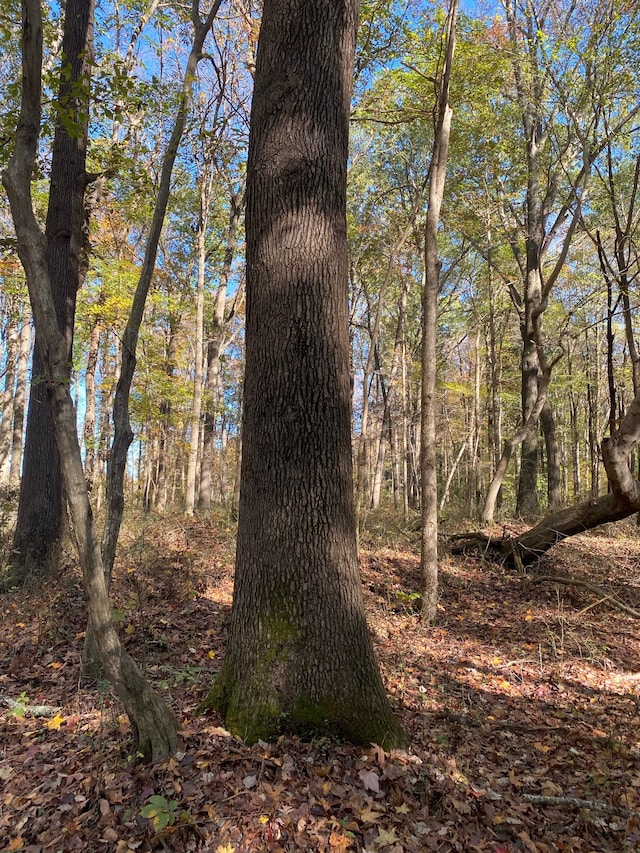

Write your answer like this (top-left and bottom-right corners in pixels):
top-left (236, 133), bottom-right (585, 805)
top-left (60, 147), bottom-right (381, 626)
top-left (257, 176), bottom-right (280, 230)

top-left (200, 0), bottom-right (404, 747)
top-left (3, 0), bottom-right (177, 762)
top-left (9, 0), bottom-right (93, 582)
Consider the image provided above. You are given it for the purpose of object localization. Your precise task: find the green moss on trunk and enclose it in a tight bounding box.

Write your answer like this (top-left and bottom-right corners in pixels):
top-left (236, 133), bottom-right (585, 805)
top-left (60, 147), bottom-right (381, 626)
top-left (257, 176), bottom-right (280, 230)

top-left (198, 662), bottom-right (406, 748)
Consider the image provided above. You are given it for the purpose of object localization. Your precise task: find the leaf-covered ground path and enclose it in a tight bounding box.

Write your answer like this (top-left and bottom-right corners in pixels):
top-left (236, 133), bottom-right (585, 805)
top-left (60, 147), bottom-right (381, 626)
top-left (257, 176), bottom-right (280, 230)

top-left (1, 516), bottom-right (640, 852)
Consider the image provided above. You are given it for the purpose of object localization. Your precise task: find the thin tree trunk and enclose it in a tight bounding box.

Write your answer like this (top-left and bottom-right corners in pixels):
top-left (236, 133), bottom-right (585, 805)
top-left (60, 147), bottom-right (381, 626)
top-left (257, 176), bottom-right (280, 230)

top-left (3, 0), bottom-right (177, 761)
top-left (199, 189), bottom-right (242, 510)
top-left (95, 341), bottom-right (117, 512)
top-left (439, 434), bottom-right (470, 512)
top-left (8, 314), bottom-right (32, 489)
top-left (401, 330), bottom-right (410, 519)
top-left (83, 318), bottom-right (100, 494)
top-left (0, 311), bottom-right (19, 487)
top-left (185, 174), bottom-right (210, 515)
top-left (481, 377), bottom-right (549, 524)
top-left (371, 279), bottom-right (409, 509)
top-left (471, 326), bottom-right (482, 512)
top-left (420, 0), bottom-right (458, 622)
top-left (568, 346), bottom-right (581, 500)
top-left (485, 188), bottom-right (502, 497)
top-left (355, 214), bottom-right (424, 527)
top-left (154, 313), bottom-right (178, 513)
top-left (232, 428), bottom-right (242, 514)
top-left (541, 400), bottom-right (561, 509)
top-left (586, 324), bottom-right (601, 499)
top-left (101, 0), bottom-right (222, 585)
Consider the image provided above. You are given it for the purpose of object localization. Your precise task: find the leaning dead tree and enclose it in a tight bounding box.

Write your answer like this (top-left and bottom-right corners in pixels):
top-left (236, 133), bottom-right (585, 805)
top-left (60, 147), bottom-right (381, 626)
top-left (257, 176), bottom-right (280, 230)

top-left (451, 389), bottom-right (640, 568)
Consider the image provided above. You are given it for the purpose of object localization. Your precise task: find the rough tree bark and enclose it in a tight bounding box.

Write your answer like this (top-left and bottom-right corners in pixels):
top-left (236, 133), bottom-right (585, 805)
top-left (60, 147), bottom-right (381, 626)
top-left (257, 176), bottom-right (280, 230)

top-left (199, 0), bottom-right (404, 747)
top-left (8, 0), bottom-right (93, 584)
top-left (3, 0), bottom-right (177, 762)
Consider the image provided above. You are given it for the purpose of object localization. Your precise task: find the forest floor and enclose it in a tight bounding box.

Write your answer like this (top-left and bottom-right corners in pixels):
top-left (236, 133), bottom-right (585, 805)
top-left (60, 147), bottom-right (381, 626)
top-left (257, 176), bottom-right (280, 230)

top-left (1, 512), bottom-right (640, 853)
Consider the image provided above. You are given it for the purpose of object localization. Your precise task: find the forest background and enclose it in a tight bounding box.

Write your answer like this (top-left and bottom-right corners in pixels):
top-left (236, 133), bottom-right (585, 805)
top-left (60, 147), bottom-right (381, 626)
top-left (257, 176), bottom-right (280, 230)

top-left (3, 0), bottom-right (640, 532)
top-left (2, 1), bottom-right (640, 851)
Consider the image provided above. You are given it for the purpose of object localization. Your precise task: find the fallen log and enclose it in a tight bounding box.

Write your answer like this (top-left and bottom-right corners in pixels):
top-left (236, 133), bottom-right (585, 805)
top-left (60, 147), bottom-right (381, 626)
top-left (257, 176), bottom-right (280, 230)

top-left (450, 392), bottom-right (640, 567)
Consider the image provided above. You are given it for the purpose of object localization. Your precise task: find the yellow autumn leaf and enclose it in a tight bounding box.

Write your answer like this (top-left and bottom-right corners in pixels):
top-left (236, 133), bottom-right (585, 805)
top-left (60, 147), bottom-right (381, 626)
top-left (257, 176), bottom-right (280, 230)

top-left (524, 609), bottom-right (534, 621)
top-left (207, 650), bottom-right (216, 659)
top-left (375, 826), bottom-right (399, 846)
top-left (394, 802), bottom-right (410, 814)
top-left (534, 741), bottom-right (552, 753)
top-left (46, 712), bottom-right (65, 730)
top-left (359, 806), bottom-right (384, 823)
top-left (215, 845), bottom-right (234, 853)
top-left (257, 815), bottom-right (269, 824)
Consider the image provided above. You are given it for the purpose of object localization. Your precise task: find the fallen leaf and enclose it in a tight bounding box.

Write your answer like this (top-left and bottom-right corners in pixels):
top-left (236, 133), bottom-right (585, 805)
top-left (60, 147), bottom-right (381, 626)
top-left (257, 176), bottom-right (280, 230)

top-left (359, 768), bottom-right (380, 793)
top-left (374, 826), bottom-right (398, 847)
top-left (370, 743), bottom-right (387, 767)
top-left (360, 806), bottom-right (384, 823)
top-left (329, 831), bottom-right (351, 851)
top-left (46, 712), bottom-right (65, 730)
top-left (451, 797), bottom-right (472, 815)
top-left (4, 838), bottom-right (24, 852)
top-left (517, 830), bottom-right (539, 852)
